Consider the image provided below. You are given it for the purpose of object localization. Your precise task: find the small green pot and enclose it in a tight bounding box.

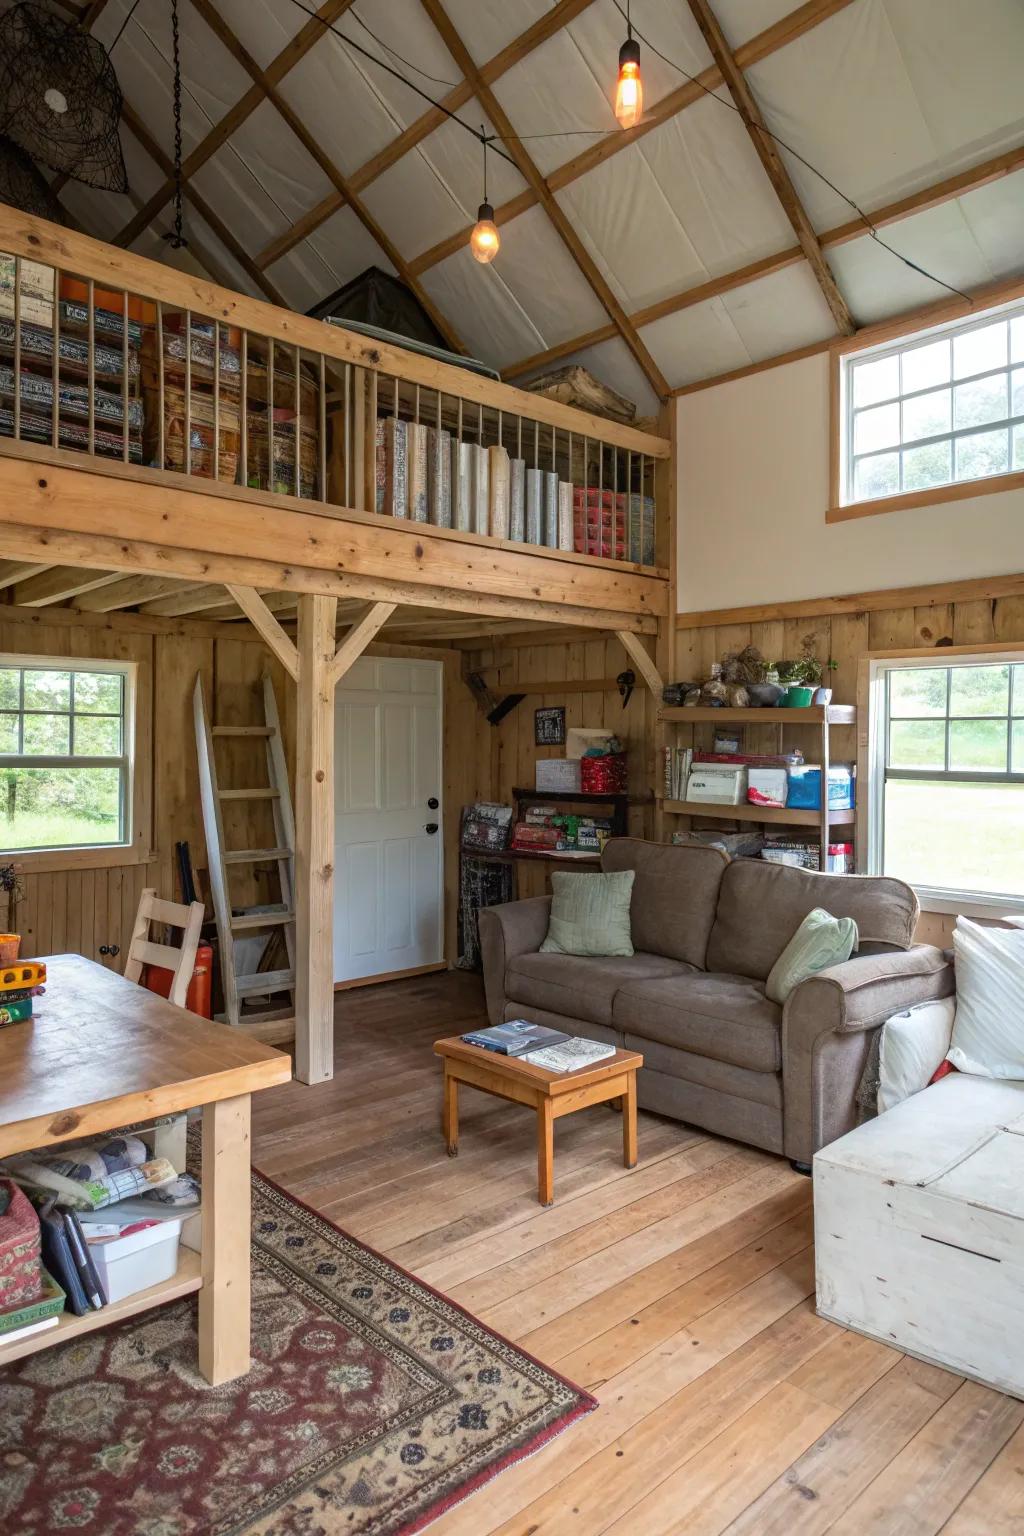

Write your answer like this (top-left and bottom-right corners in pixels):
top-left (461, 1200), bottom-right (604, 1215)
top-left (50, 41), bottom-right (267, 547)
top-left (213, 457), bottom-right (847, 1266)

top-left (783, 685), bottom-right (814, 707)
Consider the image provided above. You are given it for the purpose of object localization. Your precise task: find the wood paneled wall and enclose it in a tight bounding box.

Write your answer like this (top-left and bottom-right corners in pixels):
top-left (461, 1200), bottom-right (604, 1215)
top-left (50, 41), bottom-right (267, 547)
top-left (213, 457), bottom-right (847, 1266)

top-left (454, 630), bottom-right (660, 899)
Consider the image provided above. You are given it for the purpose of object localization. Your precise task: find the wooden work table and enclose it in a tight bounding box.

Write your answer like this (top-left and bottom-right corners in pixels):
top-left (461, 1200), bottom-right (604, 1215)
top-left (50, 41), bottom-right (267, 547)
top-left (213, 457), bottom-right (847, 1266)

top-left (0, 954), bottom-right (292, 1383)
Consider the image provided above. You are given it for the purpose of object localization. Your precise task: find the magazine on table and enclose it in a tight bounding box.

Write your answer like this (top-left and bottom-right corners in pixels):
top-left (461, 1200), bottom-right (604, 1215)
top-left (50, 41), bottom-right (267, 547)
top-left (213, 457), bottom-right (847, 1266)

top-left (524, 1038), bottom-right (618, 1072)
top-left (461, 1020), bottom-right (569, 1056)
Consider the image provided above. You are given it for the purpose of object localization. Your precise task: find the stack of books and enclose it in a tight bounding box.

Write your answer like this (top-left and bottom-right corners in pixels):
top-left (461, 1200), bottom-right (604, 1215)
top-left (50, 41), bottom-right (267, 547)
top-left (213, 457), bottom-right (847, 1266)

top-left (374, 418), bottom-right (575, 549)
top-left (0, 960), bottom-right (46, 1027)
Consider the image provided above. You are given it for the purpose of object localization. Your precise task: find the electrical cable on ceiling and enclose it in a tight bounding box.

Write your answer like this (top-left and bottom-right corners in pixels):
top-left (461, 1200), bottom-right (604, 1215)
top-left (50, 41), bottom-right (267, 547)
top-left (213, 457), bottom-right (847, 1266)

top-left (106, 0), bottom-right (144, 54)
top-left (608, 0), bottom-right (972, 301)
top-left (348, 6), bottom-right (459, 90)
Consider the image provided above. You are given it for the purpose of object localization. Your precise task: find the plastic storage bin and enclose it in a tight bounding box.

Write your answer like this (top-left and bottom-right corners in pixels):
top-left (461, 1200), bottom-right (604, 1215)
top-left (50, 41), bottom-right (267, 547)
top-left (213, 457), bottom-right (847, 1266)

top-left (88, 1218), bottom-right (183, 1304)
top-left (786, 764), bottom-right (854, 810)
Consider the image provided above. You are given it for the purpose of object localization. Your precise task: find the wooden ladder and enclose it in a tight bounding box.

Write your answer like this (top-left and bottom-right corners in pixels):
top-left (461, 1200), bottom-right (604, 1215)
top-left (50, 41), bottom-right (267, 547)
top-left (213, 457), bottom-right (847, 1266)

top-left (193, 671), bottom-right (297, 1040)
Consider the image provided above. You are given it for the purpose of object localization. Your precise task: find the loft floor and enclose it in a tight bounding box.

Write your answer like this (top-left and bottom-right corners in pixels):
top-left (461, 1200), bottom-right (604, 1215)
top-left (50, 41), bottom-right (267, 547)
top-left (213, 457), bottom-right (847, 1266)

top-left (251, 971), bottom-right (1024, 1535)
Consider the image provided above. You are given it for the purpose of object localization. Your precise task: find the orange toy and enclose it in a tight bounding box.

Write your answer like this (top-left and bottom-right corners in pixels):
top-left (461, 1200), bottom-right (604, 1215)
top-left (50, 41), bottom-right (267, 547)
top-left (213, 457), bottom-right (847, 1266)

top-left (0, 962), bottom-right (46, 993)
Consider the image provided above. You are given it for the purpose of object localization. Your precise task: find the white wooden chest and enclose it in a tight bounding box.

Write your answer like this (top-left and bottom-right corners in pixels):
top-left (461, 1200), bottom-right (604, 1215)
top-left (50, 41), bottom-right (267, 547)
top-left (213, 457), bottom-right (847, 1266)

top-left (814, 1072), bottom-right (1024, 1399)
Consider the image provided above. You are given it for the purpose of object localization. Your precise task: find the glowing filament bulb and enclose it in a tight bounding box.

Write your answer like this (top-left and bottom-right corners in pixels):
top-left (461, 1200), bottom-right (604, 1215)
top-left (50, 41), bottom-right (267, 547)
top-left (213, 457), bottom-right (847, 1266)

top-left (471, 201), bottom-right (500, 264)
top-left (615, 38), bottom-right (642, 129)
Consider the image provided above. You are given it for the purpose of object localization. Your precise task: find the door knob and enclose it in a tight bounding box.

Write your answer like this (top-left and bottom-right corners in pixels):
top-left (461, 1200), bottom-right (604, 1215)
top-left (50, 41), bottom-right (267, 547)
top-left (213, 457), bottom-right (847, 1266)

top-left (427, 796), bottom-right (439, 809)
top-left (99, 944), bottom-right (120, 957)
top-left (425, 822), bottom-right (439, 834)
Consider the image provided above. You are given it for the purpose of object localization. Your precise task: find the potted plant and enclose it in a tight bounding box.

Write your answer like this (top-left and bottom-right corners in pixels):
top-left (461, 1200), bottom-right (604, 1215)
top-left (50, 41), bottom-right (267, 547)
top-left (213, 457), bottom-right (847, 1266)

top-left (771, 642), bottom-right (838, 707)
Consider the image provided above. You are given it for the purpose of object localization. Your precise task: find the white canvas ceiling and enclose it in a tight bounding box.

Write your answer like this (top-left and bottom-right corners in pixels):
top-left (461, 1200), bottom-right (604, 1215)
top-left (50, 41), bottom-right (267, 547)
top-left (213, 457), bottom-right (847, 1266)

top-left (16, 0), bottom-right (1024, 412)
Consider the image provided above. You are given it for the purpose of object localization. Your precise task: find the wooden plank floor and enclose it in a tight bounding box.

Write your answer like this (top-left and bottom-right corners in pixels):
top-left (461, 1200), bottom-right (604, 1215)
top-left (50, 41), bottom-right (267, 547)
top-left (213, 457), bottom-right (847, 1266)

top-left (251, 972), bottom-right (1024, 1536)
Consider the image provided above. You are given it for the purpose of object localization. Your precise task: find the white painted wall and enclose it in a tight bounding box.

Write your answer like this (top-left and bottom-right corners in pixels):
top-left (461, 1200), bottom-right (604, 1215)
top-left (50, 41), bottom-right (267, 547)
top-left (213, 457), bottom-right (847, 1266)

top-left (676, 352), bottom-right (1024, 613)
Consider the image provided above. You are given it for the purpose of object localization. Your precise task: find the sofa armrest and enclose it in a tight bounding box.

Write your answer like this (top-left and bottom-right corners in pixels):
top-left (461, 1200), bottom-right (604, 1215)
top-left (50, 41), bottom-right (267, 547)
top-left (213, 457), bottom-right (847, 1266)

top-left (478, 897), bottom-right (552, 1026)
top-left (782, 944), bottom-right (954, 1164)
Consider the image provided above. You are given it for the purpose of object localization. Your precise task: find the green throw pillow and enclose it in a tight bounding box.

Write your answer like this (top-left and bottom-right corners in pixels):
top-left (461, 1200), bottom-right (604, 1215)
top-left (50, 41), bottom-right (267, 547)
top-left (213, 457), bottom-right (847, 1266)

top-left (540, 870), bottom-right (635, 957)
top-left (765, 906), bottom-right (858, 1004)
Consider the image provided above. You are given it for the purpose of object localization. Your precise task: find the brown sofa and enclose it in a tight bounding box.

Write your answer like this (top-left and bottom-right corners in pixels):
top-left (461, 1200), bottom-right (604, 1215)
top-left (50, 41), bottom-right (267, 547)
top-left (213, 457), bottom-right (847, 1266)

top-left (478, 838), bottom-right (954, 1168)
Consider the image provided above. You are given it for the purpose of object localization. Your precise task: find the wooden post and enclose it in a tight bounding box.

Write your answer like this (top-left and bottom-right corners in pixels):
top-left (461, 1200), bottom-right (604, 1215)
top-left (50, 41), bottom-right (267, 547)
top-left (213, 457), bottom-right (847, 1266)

top-left (294, 593), bottom-right (337, 1084)
top-left (199, 1093), bottom-right (252, 1385)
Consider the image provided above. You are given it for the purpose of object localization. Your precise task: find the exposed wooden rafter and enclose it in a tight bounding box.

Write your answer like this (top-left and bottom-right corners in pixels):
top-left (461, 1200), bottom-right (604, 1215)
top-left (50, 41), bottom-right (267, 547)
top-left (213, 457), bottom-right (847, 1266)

top-left (685, 0), bottom-right (854, 335)
top-left (119, 105), bottom-right (288, 307)
top-left (417, 0), bottom-right (670, 399)
top-left (186, 0), bottom-right (466, 354)
top-left (253, 0), bottom-right (599, 272)
top-left (112, 0), bottom-right (357, 249)
top-left (330, 602), bottom-right (398, 686)
top-left (501, 139), bottom-right (1024, 383)
top-left (407, 0), bottom-right (857, 279)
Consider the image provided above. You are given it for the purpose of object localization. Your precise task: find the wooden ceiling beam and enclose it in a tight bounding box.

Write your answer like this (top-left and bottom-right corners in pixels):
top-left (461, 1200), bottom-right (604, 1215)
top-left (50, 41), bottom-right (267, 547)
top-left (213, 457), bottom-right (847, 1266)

top-left (254, 0), bottom-right (599, 272)
top-left (0, 561), bottom-right (51, 591)
top-left (685, 0), bottom-right (854, 335)
top-left (73, 576), bottom-right (209, 612)
top-left (187, 0), bottom-right (465, 354)
top-left (417, 0), bottom-right (670, 399)
top-left (503, 137), bottom-right (1024, 384)
top-left (9, 567), bottom-right (121, 606)
top-left (407, 0), bottom-right (857, 278)
top-left (112, 0), bottom-right (357, 249)
top-left (119, 105), bottom-right (288, 307)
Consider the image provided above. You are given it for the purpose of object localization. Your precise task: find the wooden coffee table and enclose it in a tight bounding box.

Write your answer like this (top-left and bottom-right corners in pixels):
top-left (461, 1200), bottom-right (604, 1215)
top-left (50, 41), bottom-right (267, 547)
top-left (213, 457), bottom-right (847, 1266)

top-left (433, 1035), bottom-right (643, 1206)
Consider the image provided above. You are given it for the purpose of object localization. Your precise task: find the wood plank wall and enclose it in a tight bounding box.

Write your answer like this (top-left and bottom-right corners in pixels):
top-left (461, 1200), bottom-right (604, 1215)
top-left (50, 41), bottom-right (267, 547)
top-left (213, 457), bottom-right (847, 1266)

top-left (454, 630), bottom-right (659, 900)
top-left (671, 585), bottom-right (1024, 945)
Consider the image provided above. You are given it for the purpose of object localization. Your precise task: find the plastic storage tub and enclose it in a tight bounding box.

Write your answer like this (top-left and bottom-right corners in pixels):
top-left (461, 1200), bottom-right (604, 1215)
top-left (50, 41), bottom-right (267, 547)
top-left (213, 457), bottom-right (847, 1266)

top-left (88, 1219), bottom-right (183, 1304)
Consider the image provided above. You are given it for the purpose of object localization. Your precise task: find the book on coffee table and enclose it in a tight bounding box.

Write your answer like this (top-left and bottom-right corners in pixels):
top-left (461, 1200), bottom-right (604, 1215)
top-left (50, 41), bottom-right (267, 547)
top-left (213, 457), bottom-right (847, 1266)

top-left (460, 1020), bottom-right (570, 1057)
top-left (525, 1038), bottom-right (617, 1072)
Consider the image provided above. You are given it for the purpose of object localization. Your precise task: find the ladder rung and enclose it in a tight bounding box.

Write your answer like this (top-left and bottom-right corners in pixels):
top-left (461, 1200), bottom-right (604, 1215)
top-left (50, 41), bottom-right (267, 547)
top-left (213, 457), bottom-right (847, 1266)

top-left (235, 968), bottom-right (295, 997)
top-left (212, 725), bottom-right (275, 737)
top-left (218, 788), bottom-right (280, 800)
top-left (230, 910), bottom-right (295, 931)
top-left (223, 847), bottom-right (292, 864)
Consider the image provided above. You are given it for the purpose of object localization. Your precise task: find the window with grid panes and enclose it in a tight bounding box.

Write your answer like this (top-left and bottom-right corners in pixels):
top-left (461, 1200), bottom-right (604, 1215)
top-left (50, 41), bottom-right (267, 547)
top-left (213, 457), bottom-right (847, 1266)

top-left (842, 302), bottom-right (1024, 505)
top-left (0, 658), bottom-right (134, 852)
top-left (867, 654), bottom-right (1024, 908)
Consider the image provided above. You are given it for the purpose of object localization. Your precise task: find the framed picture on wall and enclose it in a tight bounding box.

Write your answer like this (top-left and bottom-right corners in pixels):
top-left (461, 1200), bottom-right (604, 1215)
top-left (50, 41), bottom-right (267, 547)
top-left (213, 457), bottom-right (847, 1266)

top-left (535, 706), bottom-right (566, 746)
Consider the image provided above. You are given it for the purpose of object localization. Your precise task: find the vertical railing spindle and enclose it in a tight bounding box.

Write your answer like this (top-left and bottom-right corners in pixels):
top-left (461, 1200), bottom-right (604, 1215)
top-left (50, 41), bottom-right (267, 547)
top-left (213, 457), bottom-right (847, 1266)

top-left (316, 351), bottom-right (323, 500)
top-left (213, 318), bottom-right (221, 482)
top-left (51, 265), bottom-right (60, 450)
top-left (267, 338), bottom-right (275, 493)
top-left (121, 288), bottom-right (129, 463)
top-left (293, 344), bottom-right (300, 499)
top-left (87, 277), bottom-right (95, 455)
top-left (240, 329), bottom-right (248, 488)
top-left (156, 299), bottom-right (165, 469)
top-left (12, 255), bottom-right (20, 442)
top-left (184, 308), bottom-right (192, 476)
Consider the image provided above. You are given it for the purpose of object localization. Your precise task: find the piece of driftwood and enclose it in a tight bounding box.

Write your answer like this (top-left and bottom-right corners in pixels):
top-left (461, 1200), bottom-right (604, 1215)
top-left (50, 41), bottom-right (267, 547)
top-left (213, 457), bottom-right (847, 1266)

top-left (525, 364), bottom-right (636, 425)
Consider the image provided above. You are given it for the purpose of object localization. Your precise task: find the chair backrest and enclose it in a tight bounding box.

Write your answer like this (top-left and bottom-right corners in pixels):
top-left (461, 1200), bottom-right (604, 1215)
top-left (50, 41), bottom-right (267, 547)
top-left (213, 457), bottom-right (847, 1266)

top-left (123, 887), bottom-right (205, 1009)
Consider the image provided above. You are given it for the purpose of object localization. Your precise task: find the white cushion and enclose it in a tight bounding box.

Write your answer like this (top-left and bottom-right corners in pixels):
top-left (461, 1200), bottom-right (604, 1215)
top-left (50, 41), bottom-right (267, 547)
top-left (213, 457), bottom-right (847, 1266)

top-left (947, 916), bottom-right (1024, 1079)
top-left (877, 997), bottom-right (955, 1113)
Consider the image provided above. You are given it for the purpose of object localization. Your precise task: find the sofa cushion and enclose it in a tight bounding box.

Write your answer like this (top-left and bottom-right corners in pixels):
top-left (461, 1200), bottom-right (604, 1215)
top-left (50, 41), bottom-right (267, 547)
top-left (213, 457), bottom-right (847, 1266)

top-left (706, 860), bottom-right (918, 982)
top-left (614, 971), bottom-right (782, 1074)
top-left (601, 837), bottom-right (730, 968)
top-left (506, 950), bottom-right (693, 1027)
top-left (540, 870), bottom-right (635, 956)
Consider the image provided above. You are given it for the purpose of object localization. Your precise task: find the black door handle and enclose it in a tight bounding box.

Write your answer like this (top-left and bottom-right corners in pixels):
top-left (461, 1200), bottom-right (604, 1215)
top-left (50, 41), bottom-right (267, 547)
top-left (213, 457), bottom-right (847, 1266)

top-left (425, 823), bottom-right (439, 834)
top-left (99, 944), bottom-right (120, 957)
top-left (427, 796), bottom-right (439, 809)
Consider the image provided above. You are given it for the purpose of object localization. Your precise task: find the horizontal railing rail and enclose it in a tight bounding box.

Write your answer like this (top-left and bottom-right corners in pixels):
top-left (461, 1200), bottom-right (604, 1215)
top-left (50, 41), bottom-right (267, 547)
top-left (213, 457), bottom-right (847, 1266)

top-left (0, 210), bottom-right (670, 577)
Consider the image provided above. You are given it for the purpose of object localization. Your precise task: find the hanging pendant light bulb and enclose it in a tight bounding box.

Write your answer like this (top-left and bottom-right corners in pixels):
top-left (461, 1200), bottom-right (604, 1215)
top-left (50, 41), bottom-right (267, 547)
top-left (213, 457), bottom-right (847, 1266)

top-left (614, 2), bottom-right (643, 130)
top-left (471, 131), bottom-right (500, 265)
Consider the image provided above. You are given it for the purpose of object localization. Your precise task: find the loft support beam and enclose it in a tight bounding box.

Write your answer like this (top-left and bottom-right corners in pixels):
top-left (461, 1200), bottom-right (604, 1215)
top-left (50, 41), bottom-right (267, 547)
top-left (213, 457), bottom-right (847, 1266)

top-left (294, 594), bottom-right (337, 1085)
top-left (685, 0), bottom-right (854, 336)
top-left (615, 630), bottom-right (665, 696)
top-left (226, 584), bottom-right (300, 679)
top-left (330, 602), bottom-right (397, 685)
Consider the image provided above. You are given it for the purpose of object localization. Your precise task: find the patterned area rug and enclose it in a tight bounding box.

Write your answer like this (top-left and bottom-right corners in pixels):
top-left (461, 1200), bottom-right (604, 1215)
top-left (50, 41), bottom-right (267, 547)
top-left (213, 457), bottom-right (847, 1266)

top-left (0, 1169), bottom-right (596, 1535)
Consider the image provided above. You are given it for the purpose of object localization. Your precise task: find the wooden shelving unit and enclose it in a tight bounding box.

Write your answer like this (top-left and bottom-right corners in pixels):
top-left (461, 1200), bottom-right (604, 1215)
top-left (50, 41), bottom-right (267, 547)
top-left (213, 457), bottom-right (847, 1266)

top-left (659, 702), bottom-right (857, 871)
top-left (0, 1250), bottom-right (202, 1367)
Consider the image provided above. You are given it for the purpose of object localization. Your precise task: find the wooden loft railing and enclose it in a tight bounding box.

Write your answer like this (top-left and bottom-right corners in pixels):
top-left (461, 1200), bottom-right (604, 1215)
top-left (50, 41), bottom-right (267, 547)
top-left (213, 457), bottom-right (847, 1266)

top-left (0, 211), bottom-right (671, 634)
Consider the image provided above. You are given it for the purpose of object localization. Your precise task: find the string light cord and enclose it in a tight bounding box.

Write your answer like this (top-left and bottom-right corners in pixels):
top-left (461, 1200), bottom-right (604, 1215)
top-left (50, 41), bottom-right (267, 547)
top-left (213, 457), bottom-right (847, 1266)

top-left (348, 6), bottom-right (460, 90)
top-left (609, 0), bottom-right (971, 301)
top-left (106, 0), bottom-right (144, 54)
top-left (285, 0), bottom-right (517, 169)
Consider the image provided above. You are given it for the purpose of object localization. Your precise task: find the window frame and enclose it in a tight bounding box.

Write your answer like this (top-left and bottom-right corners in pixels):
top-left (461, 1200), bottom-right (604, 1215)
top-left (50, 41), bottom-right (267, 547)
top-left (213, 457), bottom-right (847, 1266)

top-left (0, 652), bottom-right (144, 868)
top-left (829, 289), bottom-right (1024, 523)
top-left (864, 645), bottom-right (1024, 916)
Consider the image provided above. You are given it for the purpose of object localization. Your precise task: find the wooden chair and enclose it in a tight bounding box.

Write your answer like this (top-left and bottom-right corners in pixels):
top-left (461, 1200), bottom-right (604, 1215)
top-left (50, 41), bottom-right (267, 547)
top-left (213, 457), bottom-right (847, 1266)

top-left (124, 888), bottom-right (205, 1010)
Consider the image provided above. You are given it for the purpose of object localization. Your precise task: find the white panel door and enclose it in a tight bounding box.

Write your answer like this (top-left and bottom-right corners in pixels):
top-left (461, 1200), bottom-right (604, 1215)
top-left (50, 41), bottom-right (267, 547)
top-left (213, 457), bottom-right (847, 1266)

top-left (333, 655), bottom-right (443, 984)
